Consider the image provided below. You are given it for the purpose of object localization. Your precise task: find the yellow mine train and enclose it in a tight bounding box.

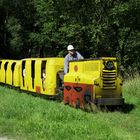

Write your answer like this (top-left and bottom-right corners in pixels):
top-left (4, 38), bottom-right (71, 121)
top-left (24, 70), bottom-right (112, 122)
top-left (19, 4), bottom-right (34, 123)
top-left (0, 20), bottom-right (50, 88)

top-left (0, 57), bottom-right (124, 108)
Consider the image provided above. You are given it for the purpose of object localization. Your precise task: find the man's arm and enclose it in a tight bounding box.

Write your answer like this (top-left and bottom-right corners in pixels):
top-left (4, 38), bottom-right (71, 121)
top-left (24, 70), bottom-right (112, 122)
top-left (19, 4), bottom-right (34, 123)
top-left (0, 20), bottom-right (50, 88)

top-left (77, 52), bottom-right (84, 60)
top-left (64, 55), bottom-right (69, 74)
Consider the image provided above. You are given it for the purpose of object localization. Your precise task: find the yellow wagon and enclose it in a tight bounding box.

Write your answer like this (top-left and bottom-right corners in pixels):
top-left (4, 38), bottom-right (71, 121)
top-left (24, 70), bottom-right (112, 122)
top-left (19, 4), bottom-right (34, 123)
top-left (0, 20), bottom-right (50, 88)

top-left (0, 60), bottom-right (20, 87)
top-left (20, 58), bottom-right (64, 96)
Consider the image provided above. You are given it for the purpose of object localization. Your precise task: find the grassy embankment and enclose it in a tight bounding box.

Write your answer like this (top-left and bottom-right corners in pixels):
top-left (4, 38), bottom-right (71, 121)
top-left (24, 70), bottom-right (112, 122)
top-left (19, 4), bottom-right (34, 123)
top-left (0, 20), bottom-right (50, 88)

top-left (0, 75), bottom-right (140, 140)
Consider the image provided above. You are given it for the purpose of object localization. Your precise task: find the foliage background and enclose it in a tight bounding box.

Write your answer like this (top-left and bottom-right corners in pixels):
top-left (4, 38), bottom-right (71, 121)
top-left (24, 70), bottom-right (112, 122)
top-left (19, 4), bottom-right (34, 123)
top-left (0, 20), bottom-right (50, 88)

top-left (0, 0), bottom-right (140, 75)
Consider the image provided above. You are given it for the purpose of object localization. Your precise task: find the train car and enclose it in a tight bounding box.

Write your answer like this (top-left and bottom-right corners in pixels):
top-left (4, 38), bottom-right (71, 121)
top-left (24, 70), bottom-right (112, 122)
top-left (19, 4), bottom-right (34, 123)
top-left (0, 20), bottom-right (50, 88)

top-left (20, 58), bottom-right (64, 96)
top-left (0, 60), bottom-right (20, 87)
top-left (0, 57), bottom-right (124, 112)
top-left (63, 57), bottom-right (124, 108)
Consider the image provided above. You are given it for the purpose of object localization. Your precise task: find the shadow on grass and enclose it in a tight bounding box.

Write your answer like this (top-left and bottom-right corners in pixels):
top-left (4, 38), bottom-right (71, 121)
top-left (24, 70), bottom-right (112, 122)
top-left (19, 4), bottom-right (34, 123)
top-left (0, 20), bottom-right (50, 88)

top-left (104, 103), bottom-right (135, 114)
top-left (84, 103), bottom-right (135, 114)
top-left (120, 103), bottom-right (135, 113)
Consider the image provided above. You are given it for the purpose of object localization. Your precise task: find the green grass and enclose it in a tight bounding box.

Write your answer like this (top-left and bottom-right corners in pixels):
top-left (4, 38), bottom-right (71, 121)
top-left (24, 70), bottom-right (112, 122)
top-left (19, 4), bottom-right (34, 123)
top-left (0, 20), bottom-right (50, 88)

top-left (0, 76), bottom-right (140, 140)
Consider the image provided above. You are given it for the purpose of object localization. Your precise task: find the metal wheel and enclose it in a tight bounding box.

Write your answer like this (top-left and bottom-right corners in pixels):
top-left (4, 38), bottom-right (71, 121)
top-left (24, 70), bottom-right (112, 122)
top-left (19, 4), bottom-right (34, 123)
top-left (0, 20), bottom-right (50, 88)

top-left (76, 99), bottom-right (80, 109)
top-left (89, 102), bottom-right (98, 113)
top-left (64, 97), bottom-right (69, 105)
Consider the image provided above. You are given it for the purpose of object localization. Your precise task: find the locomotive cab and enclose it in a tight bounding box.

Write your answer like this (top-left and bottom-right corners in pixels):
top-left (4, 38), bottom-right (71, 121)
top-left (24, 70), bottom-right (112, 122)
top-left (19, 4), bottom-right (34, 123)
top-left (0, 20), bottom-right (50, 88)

top-left (63, 57), bottom-right (124, 108)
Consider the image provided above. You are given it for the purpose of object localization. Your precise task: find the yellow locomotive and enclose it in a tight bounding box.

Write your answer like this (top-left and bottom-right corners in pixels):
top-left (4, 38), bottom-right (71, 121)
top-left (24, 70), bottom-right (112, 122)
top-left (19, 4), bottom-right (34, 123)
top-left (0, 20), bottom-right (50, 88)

top-left (64, 57), bottom-right (124, 108)
top-left (0, 57), bottom-right (124, 109)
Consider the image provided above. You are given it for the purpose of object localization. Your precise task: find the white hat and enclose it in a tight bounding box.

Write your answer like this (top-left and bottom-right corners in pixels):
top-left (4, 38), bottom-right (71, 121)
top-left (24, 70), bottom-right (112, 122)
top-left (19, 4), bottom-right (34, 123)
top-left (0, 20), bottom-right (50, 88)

top-left (67, 45), bottom-right (74, 51)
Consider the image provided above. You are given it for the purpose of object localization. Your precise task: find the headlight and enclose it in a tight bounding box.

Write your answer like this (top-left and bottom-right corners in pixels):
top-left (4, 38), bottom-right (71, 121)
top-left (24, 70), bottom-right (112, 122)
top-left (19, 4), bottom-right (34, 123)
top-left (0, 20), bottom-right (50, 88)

top-left (105, 61), bottom-right (114, 70)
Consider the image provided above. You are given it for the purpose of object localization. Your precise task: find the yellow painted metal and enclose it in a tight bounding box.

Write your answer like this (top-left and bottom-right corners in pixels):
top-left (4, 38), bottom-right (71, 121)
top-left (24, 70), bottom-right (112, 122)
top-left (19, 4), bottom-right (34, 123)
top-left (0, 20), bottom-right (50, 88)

top-left (64, 59), bottom-right (101, 84)
top-left (0, 60), bottom-right (3, 82)
top-left (20, 58), bottom-right (64, 95)
top-left (13, 61), bottom-right (21, 87)
top-left (0, 60), bottom-right (20, 87)
top-left (0, 60), bottom-right (9, 83)
top-left (64, 57), bottom-right (122, 99)
top-left (5, 61), bottom-right (13, 85)
top-left (94, 77), bottom-right (122, 99)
